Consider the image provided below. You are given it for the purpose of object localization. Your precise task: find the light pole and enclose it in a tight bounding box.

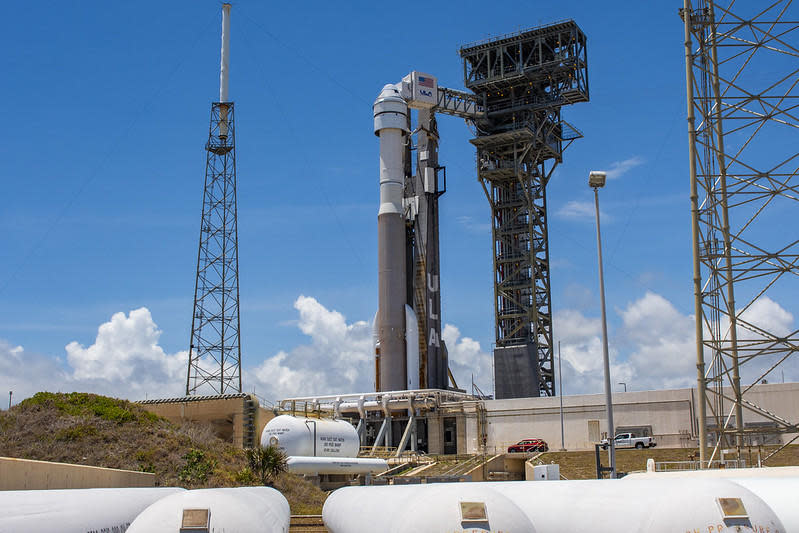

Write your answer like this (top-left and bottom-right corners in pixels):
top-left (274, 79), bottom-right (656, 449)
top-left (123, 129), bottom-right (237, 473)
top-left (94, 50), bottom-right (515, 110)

top-left (590, 170), bottom-right (616, 479)
top-left (619, 382), bottom-right (627, 393)
top-left (558, 341), bottom-right (565, 451)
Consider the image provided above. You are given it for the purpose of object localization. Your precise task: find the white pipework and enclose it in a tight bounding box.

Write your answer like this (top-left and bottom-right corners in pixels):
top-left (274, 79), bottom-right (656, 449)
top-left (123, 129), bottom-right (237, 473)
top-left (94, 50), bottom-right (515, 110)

top-left (405, 305), bottom-right (419, 390)
top-left (0, 487), bottom-right (184, 533)
top-left (286, 456), bottom-right (388, 476)
top-left (356, 396), bottom-right (366, 419)
top-left (262, 415), bottom-right (360, 458)
top-left (380, 394), bottom-right (391, 417)
top-left (219, 3), bottom-right (231, 102)
top-left (127, 487), bottom-right (290, 533)
top-left (322, 479), bottom-right (786, 533)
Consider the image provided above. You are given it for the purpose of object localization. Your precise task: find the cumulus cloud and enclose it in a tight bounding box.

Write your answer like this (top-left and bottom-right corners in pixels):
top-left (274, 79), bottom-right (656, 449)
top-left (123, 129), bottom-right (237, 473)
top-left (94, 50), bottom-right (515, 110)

top-left (554, 308), bottom-right (634, 394)
top-left (3, 293), bottom-right (795, 406)
top-left (605, 155), bottom-right (645, 180)
top-left (555, 291), bottom-right (797, 394)
top-left (248, 295), bottom-right (374, 400)
top-left (444, 324), bottom-right (492, 394)
top-left (0, 340), bottom-right (71, 402)
top-left (1, 308), bottom-right (186, 404)
top-left (67, 308), bottom-right (185, 384)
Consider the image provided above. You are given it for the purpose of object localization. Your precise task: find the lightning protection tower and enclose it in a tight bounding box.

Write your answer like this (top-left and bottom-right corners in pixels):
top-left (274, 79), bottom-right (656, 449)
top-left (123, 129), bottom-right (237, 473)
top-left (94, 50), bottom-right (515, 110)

top-left (460, 22), bottom-right (589, 398)
top-left (187, 3), bottom-right (242, 395)
top-left (681, 0), bottom-right (799, 464)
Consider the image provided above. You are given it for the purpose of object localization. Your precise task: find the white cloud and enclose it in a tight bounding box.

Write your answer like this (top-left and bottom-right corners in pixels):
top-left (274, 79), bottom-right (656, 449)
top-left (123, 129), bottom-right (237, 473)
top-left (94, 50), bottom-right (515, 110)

top-left (555, 200), bottom-right (611, 222)
top-left (3, 293), bottom-right (795, 407)
top-left (605, 156), bottom-right (645, 180)
top-left (556, 200), bottom-right (594, 220)
top-left (66, 308), bottom-right (185, 383)
top-left (620, 292), bottom-right (696, 390)
top-left (555, 291), bottom-right (798, 394)
top-left (0, 340), bottom-right (70, 402)
top-left (248, 295), bottom-right (374, 400)
top-left (443, 324), bottom-right (492, 394)
top-left (1, 308), bottom-right (186, 404)
top-left (456, 215), bottom-right (491, 234)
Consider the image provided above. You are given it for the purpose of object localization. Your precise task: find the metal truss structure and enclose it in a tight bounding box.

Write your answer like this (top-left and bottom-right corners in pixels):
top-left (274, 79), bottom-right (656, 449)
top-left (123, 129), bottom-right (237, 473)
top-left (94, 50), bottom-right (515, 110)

top-left (681, 0), bottom-right (799, 463)
top-left (460, 22), bottom-right (589, 398)
top-left (187, 102), bottom-right (243, 395)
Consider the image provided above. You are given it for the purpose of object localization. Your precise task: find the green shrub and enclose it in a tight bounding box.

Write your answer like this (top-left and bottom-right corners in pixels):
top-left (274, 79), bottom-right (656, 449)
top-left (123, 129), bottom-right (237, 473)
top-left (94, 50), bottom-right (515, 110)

top-left (54, 424), bottom-right (98, 441)
top-left (178, 448), bottom-right (216, 484)
top-left (233, 466), bottom-right (258, 485)
top-left (20, 392), bottom-right (160, 425)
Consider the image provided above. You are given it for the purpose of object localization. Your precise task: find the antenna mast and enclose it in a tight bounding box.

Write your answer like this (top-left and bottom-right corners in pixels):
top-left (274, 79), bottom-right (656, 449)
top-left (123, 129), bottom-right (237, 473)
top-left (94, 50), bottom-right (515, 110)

top-left (187, 3), bottom-right (242, 395)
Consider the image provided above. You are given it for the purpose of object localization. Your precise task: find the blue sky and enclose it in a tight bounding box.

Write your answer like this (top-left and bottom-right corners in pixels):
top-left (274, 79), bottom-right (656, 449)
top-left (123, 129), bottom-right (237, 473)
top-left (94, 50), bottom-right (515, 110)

top-left (2, 1), bottom-right (795, 403)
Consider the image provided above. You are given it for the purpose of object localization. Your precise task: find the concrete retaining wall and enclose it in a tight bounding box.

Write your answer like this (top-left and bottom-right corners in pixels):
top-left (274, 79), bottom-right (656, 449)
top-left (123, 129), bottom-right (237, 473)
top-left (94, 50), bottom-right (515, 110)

top-left (0, 457), bottom-right (155, 490)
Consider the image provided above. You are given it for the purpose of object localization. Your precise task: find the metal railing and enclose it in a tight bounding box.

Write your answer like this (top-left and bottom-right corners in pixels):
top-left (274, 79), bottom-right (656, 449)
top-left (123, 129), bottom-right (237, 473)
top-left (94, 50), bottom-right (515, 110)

top-left (655, 459), bottom-right (747, 472)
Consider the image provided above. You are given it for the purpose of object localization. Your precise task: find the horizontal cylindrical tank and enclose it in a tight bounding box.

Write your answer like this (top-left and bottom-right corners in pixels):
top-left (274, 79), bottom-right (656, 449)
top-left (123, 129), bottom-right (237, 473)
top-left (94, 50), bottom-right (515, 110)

top-left (262, 415), bottom-right (360, 458)
top-left (625, 466), bottom-right (799, 530)
top-left (287, 456), bottom-right (388, 475)
top-left (322, 479), bottom-right (785, 533)
top-left (126, 487), bottom-right (290, 533)
top-left (0, 487), bottom-right (184, 533)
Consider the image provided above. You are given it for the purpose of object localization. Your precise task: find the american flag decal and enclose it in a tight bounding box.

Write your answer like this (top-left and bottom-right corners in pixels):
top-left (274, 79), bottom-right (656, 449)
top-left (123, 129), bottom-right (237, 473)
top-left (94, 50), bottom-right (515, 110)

top-left (418, 76), bottom-right (434, 88)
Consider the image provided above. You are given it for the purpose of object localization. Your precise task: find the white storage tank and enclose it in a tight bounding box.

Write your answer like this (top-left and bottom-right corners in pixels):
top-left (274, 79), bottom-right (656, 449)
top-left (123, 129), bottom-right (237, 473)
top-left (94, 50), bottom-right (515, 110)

top-left (262, 415), bottom-right (360, 458)
top-left (322, 479), bottom-right (785, 533)
top-left (0, 487), bottom-right (184, 533)
top-left (126, 487), bottom-right (290, 533)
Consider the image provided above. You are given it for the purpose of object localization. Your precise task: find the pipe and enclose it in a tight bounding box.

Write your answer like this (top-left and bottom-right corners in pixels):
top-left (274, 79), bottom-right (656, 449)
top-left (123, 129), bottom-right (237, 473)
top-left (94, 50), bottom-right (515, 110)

top-left (287, 456), bottom-right (388, 476)
top-left (219, 4), bottom-right (231, 102)
top-left (374, 84), bottom-right (409, 392)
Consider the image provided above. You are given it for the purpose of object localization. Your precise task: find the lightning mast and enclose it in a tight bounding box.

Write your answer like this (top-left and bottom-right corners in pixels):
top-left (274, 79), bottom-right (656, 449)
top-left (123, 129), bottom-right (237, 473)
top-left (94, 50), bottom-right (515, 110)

top-left (681, 0), bottom-right (799, 464)
top-left (187, 3), bottom-right (242, 395)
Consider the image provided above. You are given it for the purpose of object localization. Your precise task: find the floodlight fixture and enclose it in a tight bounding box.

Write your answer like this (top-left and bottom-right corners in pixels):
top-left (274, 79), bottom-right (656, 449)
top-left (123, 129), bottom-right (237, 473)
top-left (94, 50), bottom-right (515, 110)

top-left (589, 171), bottom-right (607, 188)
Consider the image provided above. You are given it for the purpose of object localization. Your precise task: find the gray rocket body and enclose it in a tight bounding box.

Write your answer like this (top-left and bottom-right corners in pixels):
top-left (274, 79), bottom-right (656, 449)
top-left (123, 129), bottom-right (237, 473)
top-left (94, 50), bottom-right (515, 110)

top-left (374, 85), bottom-right (409, 392)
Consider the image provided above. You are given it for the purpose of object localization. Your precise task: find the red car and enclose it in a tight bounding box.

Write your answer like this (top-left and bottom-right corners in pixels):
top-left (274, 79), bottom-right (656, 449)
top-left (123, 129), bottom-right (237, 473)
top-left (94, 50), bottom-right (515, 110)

top-left (507, 438), bottom-right (548, 453)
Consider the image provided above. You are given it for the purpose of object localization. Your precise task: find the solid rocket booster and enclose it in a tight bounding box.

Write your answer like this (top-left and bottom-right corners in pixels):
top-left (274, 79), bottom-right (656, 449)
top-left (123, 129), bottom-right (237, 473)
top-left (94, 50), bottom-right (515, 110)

top-left (374, 84), bottom-right (409, 392)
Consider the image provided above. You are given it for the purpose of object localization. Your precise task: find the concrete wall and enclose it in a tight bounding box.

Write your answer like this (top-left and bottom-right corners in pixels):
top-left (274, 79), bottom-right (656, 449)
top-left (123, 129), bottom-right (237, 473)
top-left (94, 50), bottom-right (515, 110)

top-left (452, 383), bottom-right (799, 453)
top-left (0, 457), bottom-right (154, 490)
top-left (139, 394), bottom-right (272, 448)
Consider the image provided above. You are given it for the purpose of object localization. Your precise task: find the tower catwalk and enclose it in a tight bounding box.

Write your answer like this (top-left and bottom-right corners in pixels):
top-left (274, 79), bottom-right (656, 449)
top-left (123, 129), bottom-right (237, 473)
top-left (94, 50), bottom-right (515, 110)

top-left (187, 4), bottom-right (242, 395)
top-left (460, 22), bottom-right (589, 398)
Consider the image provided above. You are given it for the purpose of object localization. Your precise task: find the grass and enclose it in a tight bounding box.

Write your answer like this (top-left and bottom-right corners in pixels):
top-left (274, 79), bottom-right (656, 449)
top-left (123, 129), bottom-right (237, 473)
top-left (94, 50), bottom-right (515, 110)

top-left (0, 392), bottom-right (328, 514)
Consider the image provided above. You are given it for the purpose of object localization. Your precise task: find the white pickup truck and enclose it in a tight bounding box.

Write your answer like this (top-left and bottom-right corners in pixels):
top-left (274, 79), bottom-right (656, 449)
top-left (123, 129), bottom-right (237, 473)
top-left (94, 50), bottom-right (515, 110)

top-left (600, 433), bottom-right (656, 449)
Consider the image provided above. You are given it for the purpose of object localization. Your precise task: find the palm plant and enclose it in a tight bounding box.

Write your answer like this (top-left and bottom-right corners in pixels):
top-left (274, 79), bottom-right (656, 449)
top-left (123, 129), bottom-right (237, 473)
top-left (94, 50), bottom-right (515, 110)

top-left (246, 444), bottom-right (287, 486)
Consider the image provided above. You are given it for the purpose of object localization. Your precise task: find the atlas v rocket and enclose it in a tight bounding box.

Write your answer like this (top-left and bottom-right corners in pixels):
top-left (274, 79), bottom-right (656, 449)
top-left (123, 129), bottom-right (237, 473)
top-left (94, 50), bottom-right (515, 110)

top-left (373, 73), bottom-right (449, 392)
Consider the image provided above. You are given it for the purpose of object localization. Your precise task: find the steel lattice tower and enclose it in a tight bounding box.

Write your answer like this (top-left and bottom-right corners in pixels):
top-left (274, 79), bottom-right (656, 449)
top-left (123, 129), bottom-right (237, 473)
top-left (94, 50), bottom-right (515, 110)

top-left (187, 4), bottom-right (242, 395)
top-left (460, 22), bottom-right (589, 398)
top-left (681, 0), bottom-right (799, 463)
